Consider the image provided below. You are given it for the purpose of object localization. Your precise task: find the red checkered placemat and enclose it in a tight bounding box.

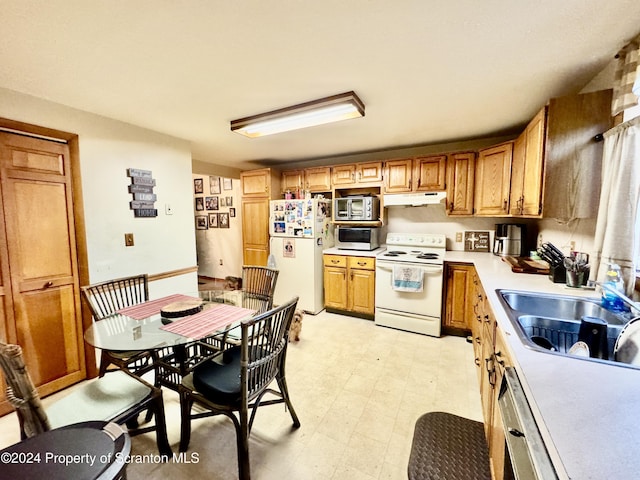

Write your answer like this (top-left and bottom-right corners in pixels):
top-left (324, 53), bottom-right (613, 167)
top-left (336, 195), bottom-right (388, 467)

top-left (160, 303), bottom-right (256, 340)
top-left (116, 294), bottom-right (202, 320)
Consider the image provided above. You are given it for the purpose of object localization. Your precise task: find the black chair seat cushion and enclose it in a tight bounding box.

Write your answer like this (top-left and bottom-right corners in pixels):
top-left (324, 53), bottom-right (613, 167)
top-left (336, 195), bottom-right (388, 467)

top-left (193, 346), bottom-right (243, 404)
top-left (408, 412), bottom-right (491, 480)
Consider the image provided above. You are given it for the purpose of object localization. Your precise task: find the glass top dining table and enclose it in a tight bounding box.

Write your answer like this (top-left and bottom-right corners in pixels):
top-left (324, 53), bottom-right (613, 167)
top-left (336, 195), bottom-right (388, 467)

top-left (84, 289), bottom-right (252, 352)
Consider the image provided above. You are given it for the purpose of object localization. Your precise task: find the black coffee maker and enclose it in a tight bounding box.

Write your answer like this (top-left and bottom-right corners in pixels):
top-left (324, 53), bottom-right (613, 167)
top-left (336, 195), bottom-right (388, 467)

top-left (493, 224), bottom-right (526, 257)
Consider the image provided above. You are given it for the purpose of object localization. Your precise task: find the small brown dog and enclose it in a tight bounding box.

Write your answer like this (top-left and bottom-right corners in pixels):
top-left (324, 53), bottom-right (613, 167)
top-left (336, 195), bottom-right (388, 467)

top-left (289, 309), bottom-right (303, 342)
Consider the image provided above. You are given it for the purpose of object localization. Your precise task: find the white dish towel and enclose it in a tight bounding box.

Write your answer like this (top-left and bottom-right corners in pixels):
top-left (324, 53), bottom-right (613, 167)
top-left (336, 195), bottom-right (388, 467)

top-left (392, 265), bottom-right (424, 292)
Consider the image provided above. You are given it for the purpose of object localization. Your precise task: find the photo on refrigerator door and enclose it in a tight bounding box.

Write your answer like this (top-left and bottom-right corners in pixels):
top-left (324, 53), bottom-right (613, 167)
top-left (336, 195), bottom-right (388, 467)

top-left (274, 222), bottom-right (286, 233)
top-left (283, 240), bottom-right (295, 258)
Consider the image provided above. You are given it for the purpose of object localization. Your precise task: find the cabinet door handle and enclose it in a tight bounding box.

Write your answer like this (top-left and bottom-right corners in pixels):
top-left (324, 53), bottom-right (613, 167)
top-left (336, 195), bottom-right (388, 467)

top-left (331, 259), bottom-right (339, 264)
top-left (43, 281), bottom-right (53, 288)
top-left (357, 261), bottom-right (367, 266)
top-left (508, 428), bottom-right (525, 438)
top-left (503, 199), bottom-right (508, 210)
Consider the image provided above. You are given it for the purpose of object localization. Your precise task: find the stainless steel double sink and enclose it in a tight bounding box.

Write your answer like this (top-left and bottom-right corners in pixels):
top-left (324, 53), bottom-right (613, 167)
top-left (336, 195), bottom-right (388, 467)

top-left (497, 290), bottom-right (627, 364)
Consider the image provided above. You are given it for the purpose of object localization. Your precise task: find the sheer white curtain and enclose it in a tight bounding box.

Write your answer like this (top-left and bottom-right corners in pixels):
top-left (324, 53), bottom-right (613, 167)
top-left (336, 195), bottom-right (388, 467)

top-left (591, 116), bottom-right (640, 295)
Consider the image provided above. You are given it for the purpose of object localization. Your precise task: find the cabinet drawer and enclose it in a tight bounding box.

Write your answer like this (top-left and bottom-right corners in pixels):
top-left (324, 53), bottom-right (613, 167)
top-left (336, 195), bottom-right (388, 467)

top-left (348, 256), bottom-right (375, 270)
top-left (324, 255), bottom-right (347, 267)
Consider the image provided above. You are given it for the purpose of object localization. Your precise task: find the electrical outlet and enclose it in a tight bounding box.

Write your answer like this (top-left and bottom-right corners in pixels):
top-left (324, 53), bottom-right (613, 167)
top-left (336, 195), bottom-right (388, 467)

top-left (124, 233), bottom-right (134, 247)
top-left (455, 232), bottom-right (463, 242)
top-left (165, 203), bottom-right (173, 215)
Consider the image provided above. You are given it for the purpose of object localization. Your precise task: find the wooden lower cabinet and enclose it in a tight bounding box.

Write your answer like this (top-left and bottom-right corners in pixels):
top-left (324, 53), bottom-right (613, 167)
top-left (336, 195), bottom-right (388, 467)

top-left (471, 271), bottom-right (513, 480)
top-left (443, 262), bottom-right (475, 332)
top-left (323, 254), bottom-right (375, 316)
top-left (489, 327), bottom-right (511, 480)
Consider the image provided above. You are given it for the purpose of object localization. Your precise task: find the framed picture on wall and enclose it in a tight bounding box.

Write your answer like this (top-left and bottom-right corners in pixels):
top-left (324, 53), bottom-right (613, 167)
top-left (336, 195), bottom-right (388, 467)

top-left (205, 196), bottom-right (219, 210)
top-left (219, 212), bottom-right (229, 228)
top-left (208, 213), bottom-right (218, 228)
top-left (195, 215), bottom-right (208, 230)
top-left (223, 178), bottom-right (233, 190)
top-left (229, 207), bottom-right (235, 217)
top-left (226, 196), bottom-right (233, 206)
top-left (194, 178), bottom-right (203, 194)
top-left (195, 197), bottom-right (204, 211)
top-left (220, 197), bottom-right (226, 207)
top-left (209, 176), bottom-right (221, 194)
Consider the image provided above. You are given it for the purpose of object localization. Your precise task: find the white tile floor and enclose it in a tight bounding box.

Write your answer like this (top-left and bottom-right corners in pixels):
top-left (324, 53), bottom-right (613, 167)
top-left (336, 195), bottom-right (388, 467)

top-left (0, 310), bottom-right (482, 479)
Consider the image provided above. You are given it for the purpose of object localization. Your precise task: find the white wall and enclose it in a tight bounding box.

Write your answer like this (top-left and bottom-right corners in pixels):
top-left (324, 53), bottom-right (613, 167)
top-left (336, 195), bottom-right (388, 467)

top-left (192, 174), bottom-right (243, 279)
top-left (385, 205), bottom-right (596, 258)
top-left (0, 88), bottom-right (198, 297)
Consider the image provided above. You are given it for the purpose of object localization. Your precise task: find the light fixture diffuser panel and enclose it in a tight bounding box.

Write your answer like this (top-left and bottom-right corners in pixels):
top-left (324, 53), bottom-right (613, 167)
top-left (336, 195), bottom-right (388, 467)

top-left (231, 91), bottom-right (364, 138)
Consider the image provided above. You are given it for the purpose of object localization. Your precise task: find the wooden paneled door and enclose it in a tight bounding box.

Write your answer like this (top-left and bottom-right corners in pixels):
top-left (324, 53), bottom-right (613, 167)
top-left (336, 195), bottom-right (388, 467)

top-left (0, 132), bottom-right (85, 414)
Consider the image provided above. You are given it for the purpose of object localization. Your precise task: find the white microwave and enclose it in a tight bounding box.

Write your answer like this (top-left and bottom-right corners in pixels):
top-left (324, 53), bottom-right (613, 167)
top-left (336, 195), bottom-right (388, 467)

top-left (335, 226), bottom-right (380, 251)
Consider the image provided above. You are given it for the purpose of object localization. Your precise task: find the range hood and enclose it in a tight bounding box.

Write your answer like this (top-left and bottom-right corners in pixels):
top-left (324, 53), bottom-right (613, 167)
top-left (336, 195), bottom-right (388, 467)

top-left (383, 191), bottom-right (447, 207)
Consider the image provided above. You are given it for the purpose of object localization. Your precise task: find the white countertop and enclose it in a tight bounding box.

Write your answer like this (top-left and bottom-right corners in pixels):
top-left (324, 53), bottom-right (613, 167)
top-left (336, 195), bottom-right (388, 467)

top-left (445, 251), bottom-right (639, 480)
top-left (323, 246), bottom-right (386, 257)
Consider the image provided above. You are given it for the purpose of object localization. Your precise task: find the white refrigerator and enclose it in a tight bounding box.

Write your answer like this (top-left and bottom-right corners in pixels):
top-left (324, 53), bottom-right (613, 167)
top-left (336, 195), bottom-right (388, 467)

top-left (269, 199), bottom-right (333, 314)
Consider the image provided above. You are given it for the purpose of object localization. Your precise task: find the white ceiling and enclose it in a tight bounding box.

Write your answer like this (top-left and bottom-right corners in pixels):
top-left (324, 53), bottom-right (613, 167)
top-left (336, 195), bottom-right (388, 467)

top-left (1, 1), bottom-right (639, 170)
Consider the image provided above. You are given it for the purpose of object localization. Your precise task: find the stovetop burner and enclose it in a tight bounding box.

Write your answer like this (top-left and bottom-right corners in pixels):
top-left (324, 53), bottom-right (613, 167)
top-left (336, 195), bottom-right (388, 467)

top-left (416, 253), bottom-right (440, 260)
top-left (383, 251), bottom-right (407, 256)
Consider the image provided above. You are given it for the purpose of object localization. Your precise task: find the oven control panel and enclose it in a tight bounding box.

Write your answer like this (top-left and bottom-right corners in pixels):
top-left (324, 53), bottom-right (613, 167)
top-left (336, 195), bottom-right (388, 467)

top-left (385, 233), bottom-right (446, 248)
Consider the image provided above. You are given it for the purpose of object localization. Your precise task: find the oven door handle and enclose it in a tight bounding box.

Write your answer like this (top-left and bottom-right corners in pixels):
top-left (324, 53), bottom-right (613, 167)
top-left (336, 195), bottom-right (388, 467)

top-left (376, 261), bottom-right (443, 274)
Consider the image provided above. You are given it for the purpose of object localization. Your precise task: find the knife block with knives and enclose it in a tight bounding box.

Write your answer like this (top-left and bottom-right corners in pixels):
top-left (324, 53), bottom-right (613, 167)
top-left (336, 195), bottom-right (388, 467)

top-left (538, 242), bottom-right (567, 283)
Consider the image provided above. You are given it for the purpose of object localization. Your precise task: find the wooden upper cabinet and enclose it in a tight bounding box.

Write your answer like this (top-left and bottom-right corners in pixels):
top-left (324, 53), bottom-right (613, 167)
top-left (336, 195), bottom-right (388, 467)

top-left (280, 167), bottom-right (332, 194)
top-left (384, 158), bottom-right (413, 193)
top-left (304, 166), bottom-right (332, 192)
top-left (241, 168), bottom-right (279, 198)
top-left (333, 161), bottom-right (382, 186)
top-left (414, 155), bottom-right (446, 191)
top-left (543, 89), bottom-right (612, 221)
top-left (281, 169), bottom-right (304, 194)
top-left (474, 142), bottom-right (513, 216)
top-left (510, 108), bottom-right (546, 217)
top-left (384, 155), bottom-right (447, 193)
top-left (357, 161), bottom-right (383, 184)
top-left (446, 152), bottom-right (476, 216)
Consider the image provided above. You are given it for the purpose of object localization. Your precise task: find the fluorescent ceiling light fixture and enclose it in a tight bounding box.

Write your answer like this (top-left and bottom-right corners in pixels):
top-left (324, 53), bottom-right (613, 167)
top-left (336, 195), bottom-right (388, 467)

top-left (231, 91), bottom-right (365, 138)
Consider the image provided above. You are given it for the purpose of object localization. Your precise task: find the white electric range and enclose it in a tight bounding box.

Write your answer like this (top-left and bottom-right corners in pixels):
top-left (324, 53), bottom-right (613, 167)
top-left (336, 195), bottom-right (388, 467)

top-left (374, 233), bottom-right (446, 336)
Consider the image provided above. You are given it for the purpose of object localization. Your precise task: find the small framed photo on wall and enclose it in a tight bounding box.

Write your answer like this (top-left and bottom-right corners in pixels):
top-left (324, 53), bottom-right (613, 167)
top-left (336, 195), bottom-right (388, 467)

top-left (205, 196), bottom-right (219, 210)
top-left (229, 207), bottom-right (236, 217)
top-left (226, 196), bottom-right (233, 206)
top-left (195, 197), bottom-right (204, 211)
top-left (219, 212), bottom-right (229, 228)
top-left (194, 178), bottom-right (203, 194)
top-left (223, 178), bottom-right (233, 190)
top-left (195, 215), bottom-right (208, 230)
top-left (208, 213), bottom-right (218, 228)
top-left (209, 176), bottom-right (221, 194)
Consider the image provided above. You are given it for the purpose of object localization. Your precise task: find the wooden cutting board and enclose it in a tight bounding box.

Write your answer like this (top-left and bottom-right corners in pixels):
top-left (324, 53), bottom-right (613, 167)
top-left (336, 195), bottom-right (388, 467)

top-left (503, 256), bottom-right (550, 274)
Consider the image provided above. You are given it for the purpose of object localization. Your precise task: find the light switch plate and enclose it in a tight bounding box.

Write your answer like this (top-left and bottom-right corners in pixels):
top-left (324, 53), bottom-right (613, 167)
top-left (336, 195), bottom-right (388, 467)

top-left (124, 233), bottom-right (134, 247)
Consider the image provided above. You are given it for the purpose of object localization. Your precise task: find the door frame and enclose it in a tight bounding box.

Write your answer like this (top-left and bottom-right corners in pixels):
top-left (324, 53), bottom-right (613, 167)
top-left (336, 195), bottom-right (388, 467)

top-left (0, 117), bottom-right (94, 377)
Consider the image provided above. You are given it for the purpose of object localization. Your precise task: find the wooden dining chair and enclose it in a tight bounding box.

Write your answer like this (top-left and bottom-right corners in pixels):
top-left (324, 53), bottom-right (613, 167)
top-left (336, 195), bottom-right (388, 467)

top-left (178, 296), bottom-right (300, 480)
top-left (241, 265), bottom-right (279, 314)
top-left (0, 341), bottom-right (172, 456)
top-left (81, 274), bottom-right (154, 378)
